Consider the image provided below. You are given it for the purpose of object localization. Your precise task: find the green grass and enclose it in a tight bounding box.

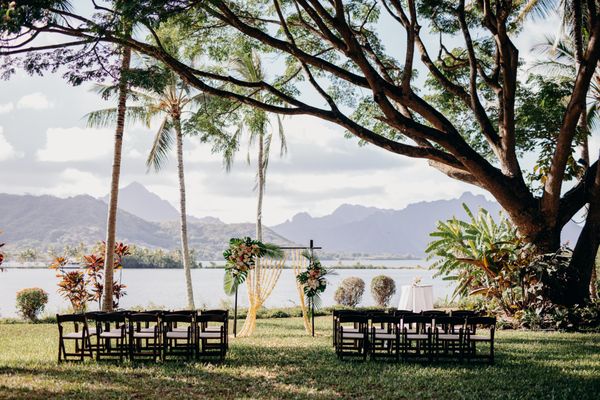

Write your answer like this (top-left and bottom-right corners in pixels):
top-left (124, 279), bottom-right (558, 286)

top-left (1, 318), bottom-right (599, 399)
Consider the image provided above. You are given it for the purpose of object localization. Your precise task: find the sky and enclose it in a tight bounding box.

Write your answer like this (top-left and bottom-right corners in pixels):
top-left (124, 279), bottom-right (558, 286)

top-left (0, 7), bottom-right (590, 226)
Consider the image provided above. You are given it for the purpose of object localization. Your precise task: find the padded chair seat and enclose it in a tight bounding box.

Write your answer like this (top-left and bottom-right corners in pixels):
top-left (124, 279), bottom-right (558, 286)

top-left (406, 334), bottom-right (429, 340)
top-left (63, 331), bottom-right (89, 339)
top-left (437, 334), bottom-right (461, 340)
top-left (166, 331), bottom-right (191, 339)
top-left (99, 330), bottom-right (125, 338)
top-left (172, 326), bottom-right (191, 332)
top-left (341, 332), bottom-right (366, 339)
top-left (132, 331), bottom-right (157, 338)
top-left (139, 326), bottom-right (158, 333)
top-left (374, 333), bottom-right (398, 340)
top-left (341, 326), bottom-right (360, 332)
top-left (204, 326), bottom-right (222, 332)
top-left (88, 328), bottom-right (97, 335)
top-left (197, 331), bottom-right (222, 339)
top-left (468, 335), bottom-right (490, 341)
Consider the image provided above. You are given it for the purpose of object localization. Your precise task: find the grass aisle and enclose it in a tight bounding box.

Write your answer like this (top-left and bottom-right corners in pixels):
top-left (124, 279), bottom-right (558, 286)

top-left (0, 317), bottom-right (599, 399)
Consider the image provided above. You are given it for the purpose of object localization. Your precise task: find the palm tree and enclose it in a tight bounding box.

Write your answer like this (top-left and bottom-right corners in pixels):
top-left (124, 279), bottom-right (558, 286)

top-left (86, 62), bottom-right (202, 310)
top-left (102, 37), bottom-right (131, 312)
top-left (224, 50), bottom-right (287, 241)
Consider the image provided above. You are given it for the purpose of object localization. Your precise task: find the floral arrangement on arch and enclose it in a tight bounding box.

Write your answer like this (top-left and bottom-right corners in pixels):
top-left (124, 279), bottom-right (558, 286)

top-left (0, 230), bottom-right (5, 270)
top-left (296, 251), bottom-right (334, 303)
top-left (223, 237), bottom-right (283, 294)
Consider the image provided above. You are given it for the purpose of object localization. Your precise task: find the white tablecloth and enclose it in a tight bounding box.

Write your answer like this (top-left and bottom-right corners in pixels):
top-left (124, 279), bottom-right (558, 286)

top-left (398, 285), bottom-right (433, 312)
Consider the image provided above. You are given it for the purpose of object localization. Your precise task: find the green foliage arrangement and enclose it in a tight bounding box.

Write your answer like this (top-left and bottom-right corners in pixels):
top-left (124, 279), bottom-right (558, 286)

top-left (15, 288), bottom-right (48, 322)
top-left (223, 237), bottom-right (283, 295)
top-left (296, 251), bottom-right (334, 311)
top-left (334, 277), bottom-right (365, 307)
top-left (370, 275), bottom-right (397, 308)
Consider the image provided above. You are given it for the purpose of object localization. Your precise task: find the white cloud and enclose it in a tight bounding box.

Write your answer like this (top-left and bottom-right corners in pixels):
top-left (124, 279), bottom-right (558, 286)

top-left (0, 102), bottom-right (14, 114)
top-left (44, 168), bottom-right (108, 197)
top-left (0, 127), bottom-right (24, 161)
top-left (36, 127), bottom-right (113, 162)
top-left (127, 149), bottom-right (143, 159)
top-left (17, 92), bottom-right (53, 110)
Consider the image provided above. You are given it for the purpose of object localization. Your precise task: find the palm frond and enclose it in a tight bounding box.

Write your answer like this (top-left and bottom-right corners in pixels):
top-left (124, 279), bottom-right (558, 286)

top-left (146, 117), bottom-right (174, 173)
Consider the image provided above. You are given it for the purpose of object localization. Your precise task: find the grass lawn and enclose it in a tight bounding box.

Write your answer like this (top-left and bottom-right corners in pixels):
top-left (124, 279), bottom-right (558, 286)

top-left (0, 317), bottom-right (599, 399)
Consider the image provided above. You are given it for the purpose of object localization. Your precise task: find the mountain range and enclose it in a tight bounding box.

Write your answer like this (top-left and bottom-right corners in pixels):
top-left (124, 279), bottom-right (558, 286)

top-left (271, 193), bottom-right (582, 257)
top-left (0, 184), bottom-right (582, 259)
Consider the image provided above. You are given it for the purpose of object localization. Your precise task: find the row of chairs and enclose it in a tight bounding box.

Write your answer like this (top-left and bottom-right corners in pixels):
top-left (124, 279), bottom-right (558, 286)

top-left (333, 309), bottom-right (495, 364)
top-left (57, 309), bottom-right (228, 363)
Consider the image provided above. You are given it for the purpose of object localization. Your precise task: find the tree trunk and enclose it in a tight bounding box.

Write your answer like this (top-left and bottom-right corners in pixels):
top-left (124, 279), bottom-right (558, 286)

top-left (564, 157), bottom-right (600, 306)
top-left (102, 43), bottom-right (131, 312)
top-left (174, 113), bottom-right (195, 310)
top-left (256, 129), bottom-right (265, 242)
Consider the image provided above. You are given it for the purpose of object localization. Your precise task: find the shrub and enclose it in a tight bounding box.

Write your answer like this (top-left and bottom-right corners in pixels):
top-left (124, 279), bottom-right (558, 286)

top-left (370, 275), bottom-right (396, 307)
top-left (16, 288), bottom-right (48, 321)
top-left (334, 277), bottom-right (365, 307)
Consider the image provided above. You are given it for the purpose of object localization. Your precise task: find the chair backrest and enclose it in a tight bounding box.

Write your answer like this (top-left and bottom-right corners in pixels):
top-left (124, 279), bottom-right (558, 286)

top-left (332, 309), bottom-right (359, 318)
top-left (197, 313), bottom-right (226, 323)
top-left (421, 310), bottom-right (447, 316)
top-left (371, 314), bottom-right (400, 325)
top-left (57, 313), bottom-right (87, 324)
top-left (393, 309), bottom-right (414, 317)
top-left (85, 311), bottom-right (106, 319)
top-left (337, 314), bottom-right (369, 325)
top-left (466, 316), bottom-right (496, 326)
top-left (94, 312), bottom-right (126, 323)
top-left (163, 313), bottom-right (194, 324)
top-left (450, 310), bottom-right (478, 317)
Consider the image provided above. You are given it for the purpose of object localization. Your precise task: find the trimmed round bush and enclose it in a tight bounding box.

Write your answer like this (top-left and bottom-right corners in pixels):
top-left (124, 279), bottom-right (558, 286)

top-left (371, 275), bottom-right (396, 307)
top-left (334, 277), bottom-right (365, 307)
top-left (16, 288), bottom-right (48, 322)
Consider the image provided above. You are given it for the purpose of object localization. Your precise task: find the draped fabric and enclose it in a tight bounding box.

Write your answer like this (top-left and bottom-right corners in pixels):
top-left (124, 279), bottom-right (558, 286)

top-left (238, 255), bottom-right (286, 337)
top-left (237, 248), bottom-right (312, 337)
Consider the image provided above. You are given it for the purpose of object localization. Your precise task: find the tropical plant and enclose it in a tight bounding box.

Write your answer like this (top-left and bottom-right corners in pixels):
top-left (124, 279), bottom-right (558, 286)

top-left (370, 275), bottom-right (396, 308)
top-left (50, 257), bottom-right (89, 313)
top-left (86, 46), bottom-right (201, 310)
top-left (426, 205), bottom-right (535, 315)
top-left (334, 277), bottom-right (365, 307)
top-left (223, 237), bottom-right (283, 295)
top-left (15, 288), bottom-right (48, 322)
top-left (81, 242), bottom-right (129, 309)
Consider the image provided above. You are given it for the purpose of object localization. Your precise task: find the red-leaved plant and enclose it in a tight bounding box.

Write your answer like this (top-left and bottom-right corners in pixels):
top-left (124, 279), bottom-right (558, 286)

top-left (82, 242), bottom-right (130, 308)
top-left (51, 242), bottom-right (130, 311)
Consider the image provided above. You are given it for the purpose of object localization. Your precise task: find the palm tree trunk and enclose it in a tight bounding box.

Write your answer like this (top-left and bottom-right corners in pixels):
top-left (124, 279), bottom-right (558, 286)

top-left (174, 113), bottom-right (195, 310)
top-left (256, 130), bottom-right (265, 242)
top-left (102, 43), bottom-right (131, 312)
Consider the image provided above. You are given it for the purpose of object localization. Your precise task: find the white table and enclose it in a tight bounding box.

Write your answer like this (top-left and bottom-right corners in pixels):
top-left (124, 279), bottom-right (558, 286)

top-left (398, 284), bottom-right (433, 312)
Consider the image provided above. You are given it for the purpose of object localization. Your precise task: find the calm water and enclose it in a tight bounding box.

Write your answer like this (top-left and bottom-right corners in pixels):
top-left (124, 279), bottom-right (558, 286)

top-left (0, 260), bottom-right (454, 317)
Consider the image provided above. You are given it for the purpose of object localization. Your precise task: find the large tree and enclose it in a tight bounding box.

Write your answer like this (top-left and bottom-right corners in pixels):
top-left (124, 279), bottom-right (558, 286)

top-left (2, 1), bottom-right (600, 305)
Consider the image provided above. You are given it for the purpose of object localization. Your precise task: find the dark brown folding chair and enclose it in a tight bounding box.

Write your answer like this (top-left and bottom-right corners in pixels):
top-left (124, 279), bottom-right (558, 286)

top-left (332, 310), bottom-right (362, 348)
top-left (421, 310), bottom-right (447, 317)
top-left (370, 315), bottom-right (401, 362)
top-left (201, 310), bottom-right (229, 349)
top-left (432, 316), bottom-right (466, 361)
top-left (196, 314), bottom-right (227, 361)
top-left (464, 316), bottom-right (496, 364)
top-left (95, 312), bottom-right (127, 362)
top-left (162, 313), bottom-right (195, 361)
top-left (400, 315), bottom-right (433, 362)
top-left (335, 314), bottom-right (369, 361)
top-left (128, 313), bottom-right (161, 362)
top-left (56, 314), bottom-right (93, 362)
